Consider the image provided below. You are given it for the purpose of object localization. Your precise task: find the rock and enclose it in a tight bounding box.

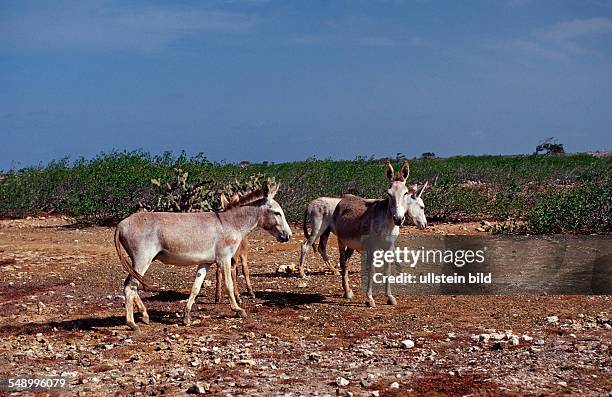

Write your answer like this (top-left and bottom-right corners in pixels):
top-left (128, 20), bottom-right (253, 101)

top-left (509, 336), bottom-right (520, 346)
top-left (360, 380), bottom-right (371, 388)
top-left (401, 339), bottom-right (415, 349)
top-left (558, 381), bottom-right (567, 387)
top-left (308, 352), bottom-right (321, 362)
top-left (336, 377), bottom-right (350, 386)
top-left (547, 315), bottom-right (559, 324)
top-left (602, 323), bottom-right (611, 330)
top-left (481, 220), bottom-right (492, 227)
top-left (187, 382), bottom-right (209, 394)
top-left (476, 227), bottom-right (486, 232)
top-left (470, 334), bottom-right (480, 343)
top-left (479, 334), bottom-right (491, 343)
top-left (534, 339), bottom-right (545, 346)
top-left (491, 342), bottom-right (503, 350)
top-left (390, 382), bottom-right (400, 389)
top-left (297, 281), bottom-right (308, 288)
top-left (238, 359), bottom-right (256, 366)
top-left (190, 359), bottom-right (202, 367)
top-left (37, 301), bottom-right (46, 314)
top-left (371, 391), bottom-right (380, 397)
top-left (491, 333), bottom-right (505, 341)
top-left (521, 335), bottom-right (533, 342)
top-left (275, 263), bottom-right (297, 274)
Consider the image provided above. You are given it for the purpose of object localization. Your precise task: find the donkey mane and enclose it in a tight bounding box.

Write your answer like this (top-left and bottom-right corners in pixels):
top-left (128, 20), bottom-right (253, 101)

top-left (223, 188), bottom-right (267, 210)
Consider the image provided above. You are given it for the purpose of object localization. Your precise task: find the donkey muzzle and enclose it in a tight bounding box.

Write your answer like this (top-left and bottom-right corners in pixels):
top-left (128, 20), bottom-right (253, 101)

top-left (277, 232), bottom-right (291, 242)
top-left (393, 215), bottom-right (405, 226)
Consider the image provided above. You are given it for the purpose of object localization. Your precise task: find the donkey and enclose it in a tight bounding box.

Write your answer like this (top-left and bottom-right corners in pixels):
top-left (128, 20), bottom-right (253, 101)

top-left (332, 160), bottom-right (427, 307)
top-left (298, 197), bottom-right (342, 278)
top-left (214, 193), bottom-right (255, 303)
top-left (114, 182), bottom-right (291, 331)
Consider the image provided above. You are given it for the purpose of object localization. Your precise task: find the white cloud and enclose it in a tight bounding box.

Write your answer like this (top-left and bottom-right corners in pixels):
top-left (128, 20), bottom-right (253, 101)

top-left (0, 2), bottom-right (259, 52)
top-left (494, 17), bottom-right (612, 60)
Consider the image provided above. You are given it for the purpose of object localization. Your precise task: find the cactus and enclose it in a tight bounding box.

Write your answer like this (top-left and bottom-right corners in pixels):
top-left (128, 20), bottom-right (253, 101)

top-left (142, 168), bottom-right (272, 213)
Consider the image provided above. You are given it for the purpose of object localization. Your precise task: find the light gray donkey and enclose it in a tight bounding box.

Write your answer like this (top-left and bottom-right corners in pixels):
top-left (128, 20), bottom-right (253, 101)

top-left (114, 182), bottom-right (291, 331)
top-left (298, 197), bottom-right (341, 278)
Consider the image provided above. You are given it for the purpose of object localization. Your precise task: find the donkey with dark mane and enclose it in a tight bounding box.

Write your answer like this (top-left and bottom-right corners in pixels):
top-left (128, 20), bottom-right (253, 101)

top-left (332, 160), bottom-right (427, 307)
top-left (114, 182), bottom-right (291, 331)
top-left (214, 192), bottom-right (255, 304)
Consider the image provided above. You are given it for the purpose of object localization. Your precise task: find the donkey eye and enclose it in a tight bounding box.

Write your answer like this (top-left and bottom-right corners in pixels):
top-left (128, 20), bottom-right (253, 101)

top-left (273, 211), bottom-right (281, 216)
top-left (404, 192), bottom-right (409, 196)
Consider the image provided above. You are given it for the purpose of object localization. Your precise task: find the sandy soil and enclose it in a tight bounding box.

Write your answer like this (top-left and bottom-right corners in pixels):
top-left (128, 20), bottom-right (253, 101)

top-left (0, 217), bottom-right (610, 396)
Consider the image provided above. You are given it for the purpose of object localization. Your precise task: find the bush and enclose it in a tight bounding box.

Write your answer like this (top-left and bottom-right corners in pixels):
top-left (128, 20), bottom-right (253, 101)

top-left (526, 180), bottom-right (612, 234)
top-left (0, 151), bottom-right (610, 233)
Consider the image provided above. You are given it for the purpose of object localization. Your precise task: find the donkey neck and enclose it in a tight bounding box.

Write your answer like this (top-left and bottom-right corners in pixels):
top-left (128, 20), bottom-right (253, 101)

top-left (379, 197), bottom-right (399, 234)
top-left (218, 205), bottom-right (261, 237)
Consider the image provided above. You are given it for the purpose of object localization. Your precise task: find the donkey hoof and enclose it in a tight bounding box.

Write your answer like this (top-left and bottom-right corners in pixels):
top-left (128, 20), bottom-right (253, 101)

top-left (299, 272), bottom-right (307, 279)
top-left (344, 290), bottom-right (354, 300)
top-left (182, 316), bottom-right (191, 326)
top-left (366, 299), bottom-right (376, 308)
top-left (236, 309), bottom-right (247, 318)
top-left (141, 314), bottom-right (150, 325)
top-left (387, 296), bottom-right (398, 306)
top-left (127, 322), bottom-right (140, 332)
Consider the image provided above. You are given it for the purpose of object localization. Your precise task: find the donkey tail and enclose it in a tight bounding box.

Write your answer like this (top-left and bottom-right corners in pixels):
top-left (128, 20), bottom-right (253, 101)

top-left (302, 209), bottom-right (310, 240)
top-left (114, 226), bottom-right (155, 291)
top-left (302, 209), bottom-right (318, 253)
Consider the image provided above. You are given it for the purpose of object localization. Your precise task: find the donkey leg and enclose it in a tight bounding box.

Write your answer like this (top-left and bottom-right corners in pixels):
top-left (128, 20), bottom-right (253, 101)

top-left (221, 259), bottom-right (246, 318)
top-left (124, 255), bottom-right (154, 331)
top-left (385, 259), bottom-right (397, 305)
top-left (134, 295), bottom-right (149, 324)
top-left (240, 253), bottom-right (256, 299)
top-left (124, 277), bottom-right (139, 331)
top-left (339, 244), bottom-right (354, 300)
top-left (214, 264), bottom-right (222, 303)
top-left (183, 264), bottom-right (209, 325)
top-left (299, 217), bottom-right (323, 278)
top-left (318, 228), bottom-right (338, 275)
top-left (231, 259), bottom-right (241, 304)
top-left (365, 252), bottom-right (376, 308)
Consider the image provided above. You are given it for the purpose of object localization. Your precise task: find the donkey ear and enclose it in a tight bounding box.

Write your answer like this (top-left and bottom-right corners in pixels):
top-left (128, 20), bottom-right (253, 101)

top-left (230, 192), bottom-right (240, 205)
top-left (417, 181), bottom-right (428, 198)
top-left (262, 181), bottom-right (270, 197)
top-left (385, 161), bottom-right (394, 182)
top-left (269, 182), bottom-right (281, 198)
top-left (399, 160), bottom-right (410, 182)
top-left (220, 193), bottom-right (229, 209)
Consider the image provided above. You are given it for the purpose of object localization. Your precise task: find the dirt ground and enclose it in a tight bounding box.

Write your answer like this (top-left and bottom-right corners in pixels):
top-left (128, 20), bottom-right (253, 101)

top-left (0, 217), bottom-right (610, 396)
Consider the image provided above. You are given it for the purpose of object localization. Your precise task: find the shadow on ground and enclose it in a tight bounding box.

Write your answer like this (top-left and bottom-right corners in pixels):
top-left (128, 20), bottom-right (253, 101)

top-left (255, 290), bottom-right (326, 308)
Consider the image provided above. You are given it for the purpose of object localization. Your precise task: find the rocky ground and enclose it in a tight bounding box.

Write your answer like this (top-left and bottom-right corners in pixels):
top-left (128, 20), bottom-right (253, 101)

top-left (0, 217), bottom-right (610, 396)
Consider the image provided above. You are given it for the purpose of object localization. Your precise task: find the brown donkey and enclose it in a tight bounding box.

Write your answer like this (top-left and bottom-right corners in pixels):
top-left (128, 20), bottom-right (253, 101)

top-left (332, 161), bottom-right (427, 307)
top-left (114, 182), bottom-right (291, 330)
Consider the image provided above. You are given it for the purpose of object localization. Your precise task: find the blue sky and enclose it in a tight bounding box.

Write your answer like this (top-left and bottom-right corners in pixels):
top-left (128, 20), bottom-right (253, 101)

top-left (1, 0), bottom-right (612, 169)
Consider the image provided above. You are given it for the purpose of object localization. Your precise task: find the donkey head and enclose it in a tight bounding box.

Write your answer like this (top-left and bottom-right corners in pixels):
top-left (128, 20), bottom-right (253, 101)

top-left (258, 182), bottom-right (292, 242)
top-left (405, 182), bottom-right (428, 230)
top-left (385, 160), bottom-right (427, 229)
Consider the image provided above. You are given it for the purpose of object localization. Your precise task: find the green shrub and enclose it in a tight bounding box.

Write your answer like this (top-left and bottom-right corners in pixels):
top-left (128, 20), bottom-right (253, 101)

top-left (0, 151), bottom-right (610, 233)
